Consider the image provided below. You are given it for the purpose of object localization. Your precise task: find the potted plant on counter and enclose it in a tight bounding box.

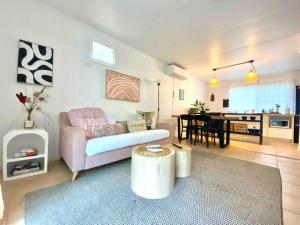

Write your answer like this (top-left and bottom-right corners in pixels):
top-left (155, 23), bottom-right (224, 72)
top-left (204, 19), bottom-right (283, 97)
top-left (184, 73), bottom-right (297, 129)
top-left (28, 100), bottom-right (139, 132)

top-left (190, 99), bottom-right (209, 114)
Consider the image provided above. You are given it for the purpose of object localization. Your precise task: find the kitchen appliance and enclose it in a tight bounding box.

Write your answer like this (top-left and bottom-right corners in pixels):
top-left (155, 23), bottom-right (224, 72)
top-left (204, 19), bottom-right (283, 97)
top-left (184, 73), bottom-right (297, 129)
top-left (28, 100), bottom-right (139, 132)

top-left (270, 119), bottom-right (290, 128)
top-left (294, 86), bottom-right (300, 143)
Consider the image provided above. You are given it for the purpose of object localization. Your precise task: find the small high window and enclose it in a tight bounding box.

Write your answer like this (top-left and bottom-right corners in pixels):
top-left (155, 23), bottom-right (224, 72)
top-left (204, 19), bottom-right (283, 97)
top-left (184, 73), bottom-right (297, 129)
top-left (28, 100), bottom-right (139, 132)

top-left (91, 41), bottom-right (115, 65)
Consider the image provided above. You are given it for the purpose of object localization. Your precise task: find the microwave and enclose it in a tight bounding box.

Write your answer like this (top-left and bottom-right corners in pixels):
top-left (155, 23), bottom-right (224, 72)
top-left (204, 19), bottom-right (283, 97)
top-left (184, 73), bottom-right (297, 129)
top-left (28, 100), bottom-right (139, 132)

top-left (270, 119), bottom-right (290, 128)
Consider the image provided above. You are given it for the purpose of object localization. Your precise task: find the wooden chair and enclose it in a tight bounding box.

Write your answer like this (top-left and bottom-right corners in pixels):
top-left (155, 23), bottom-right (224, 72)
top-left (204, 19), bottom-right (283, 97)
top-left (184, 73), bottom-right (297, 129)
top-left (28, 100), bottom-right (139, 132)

top-left (192, 115), bottom-right (218, 148)
top-left (179, 114), bottom-right (191, 142)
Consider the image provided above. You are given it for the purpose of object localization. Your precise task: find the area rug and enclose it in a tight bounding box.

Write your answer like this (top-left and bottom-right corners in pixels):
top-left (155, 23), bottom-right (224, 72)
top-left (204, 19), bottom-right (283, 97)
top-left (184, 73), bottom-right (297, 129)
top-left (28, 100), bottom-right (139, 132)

top-left (25, 151), bottom-right (283, 225)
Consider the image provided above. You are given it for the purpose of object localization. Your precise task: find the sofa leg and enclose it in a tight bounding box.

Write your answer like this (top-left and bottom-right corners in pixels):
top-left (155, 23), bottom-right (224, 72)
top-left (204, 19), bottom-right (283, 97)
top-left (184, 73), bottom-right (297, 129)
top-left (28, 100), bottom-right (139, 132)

top-left (72, 171), bottom-right (79, 182)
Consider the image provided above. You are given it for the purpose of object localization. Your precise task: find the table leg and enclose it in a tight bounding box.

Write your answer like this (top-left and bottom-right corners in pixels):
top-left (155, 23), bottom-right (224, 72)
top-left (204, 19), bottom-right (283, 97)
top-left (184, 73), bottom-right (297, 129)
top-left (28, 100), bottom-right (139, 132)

top-left (226, 120), bottom-right (230, 146)
top-left (177, 117), bottom-right (181, 142)
top-left (218, 120), bottom-right (225, 148)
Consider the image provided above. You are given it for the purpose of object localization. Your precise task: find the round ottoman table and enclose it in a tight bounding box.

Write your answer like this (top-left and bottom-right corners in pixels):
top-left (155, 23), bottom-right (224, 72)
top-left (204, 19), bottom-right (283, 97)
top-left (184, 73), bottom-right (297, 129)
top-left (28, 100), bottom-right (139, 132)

top-left (131, 145), bottom-right (175, 199)
top-left (166, 144), bottom-right (192, 177)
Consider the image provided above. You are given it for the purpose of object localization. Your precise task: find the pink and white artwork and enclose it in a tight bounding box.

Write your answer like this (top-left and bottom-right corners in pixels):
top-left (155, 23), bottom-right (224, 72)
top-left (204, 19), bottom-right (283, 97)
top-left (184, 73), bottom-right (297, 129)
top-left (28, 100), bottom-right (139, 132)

top-left (106, 70), bottom-right (140, 102)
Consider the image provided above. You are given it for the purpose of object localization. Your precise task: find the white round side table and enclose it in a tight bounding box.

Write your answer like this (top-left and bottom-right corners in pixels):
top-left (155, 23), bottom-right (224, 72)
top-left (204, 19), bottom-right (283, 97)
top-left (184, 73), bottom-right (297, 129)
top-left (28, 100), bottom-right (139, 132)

top-left (131, 145), bottom-right (175, 199)
top-left (166, 144), bottom-right (192, 178)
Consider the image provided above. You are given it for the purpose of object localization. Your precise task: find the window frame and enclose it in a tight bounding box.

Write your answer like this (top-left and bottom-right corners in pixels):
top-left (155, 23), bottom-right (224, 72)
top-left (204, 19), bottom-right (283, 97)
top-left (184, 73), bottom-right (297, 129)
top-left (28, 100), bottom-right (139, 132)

top-left (89, 40), bottom-right (116, 67)
top-left (228, 81), bottom-right (295, 113)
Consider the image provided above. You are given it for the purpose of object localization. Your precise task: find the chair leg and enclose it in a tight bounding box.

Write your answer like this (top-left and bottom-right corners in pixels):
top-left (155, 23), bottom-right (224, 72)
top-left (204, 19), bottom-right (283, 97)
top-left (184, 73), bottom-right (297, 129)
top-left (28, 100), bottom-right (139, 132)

top-left (206, 131), bottom-right (209, 148)
top-left (72, 171), bottom-right (79, 182)
top-left (200, 130), bottom-right (203, 143)
top-left (214, 133), bottom-right (216, 145)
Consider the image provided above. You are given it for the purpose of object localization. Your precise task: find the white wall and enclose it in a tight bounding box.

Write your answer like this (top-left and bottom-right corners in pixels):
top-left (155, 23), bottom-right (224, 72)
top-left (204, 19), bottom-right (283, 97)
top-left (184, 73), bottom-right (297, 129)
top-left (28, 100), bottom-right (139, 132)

top-left (0, 0), bottom-right (207, 165)
top-left (207, 70), bottom-right (300, 112)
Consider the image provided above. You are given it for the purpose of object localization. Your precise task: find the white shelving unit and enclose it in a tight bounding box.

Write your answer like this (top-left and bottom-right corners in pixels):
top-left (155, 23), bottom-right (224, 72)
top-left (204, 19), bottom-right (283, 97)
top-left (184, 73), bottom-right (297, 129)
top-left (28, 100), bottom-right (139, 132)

top-left (3, 129), bottom-right (48, 181)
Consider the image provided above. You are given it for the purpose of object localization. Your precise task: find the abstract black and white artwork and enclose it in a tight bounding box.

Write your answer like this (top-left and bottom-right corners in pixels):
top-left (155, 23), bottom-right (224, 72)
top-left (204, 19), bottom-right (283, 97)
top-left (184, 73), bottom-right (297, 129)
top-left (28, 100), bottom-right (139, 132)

top-left (17, 40), bottom-right (54, 86)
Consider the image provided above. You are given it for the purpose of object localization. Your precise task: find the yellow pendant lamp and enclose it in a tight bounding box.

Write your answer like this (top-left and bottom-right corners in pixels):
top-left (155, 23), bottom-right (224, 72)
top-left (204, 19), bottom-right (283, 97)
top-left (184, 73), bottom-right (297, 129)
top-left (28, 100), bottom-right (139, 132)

top-left (245, 60), bottom-right (259, 83)
top-left (210, 59), bottom-right (259, 87)
top-left (209, 69), bottom-right (220, 87)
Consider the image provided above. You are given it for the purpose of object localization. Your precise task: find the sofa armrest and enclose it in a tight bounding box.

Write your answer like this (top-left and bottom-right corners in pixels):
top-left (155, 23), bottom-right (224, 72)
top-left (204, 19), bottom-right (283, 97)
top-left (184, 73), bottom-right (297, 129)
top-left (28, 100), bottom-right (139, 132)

top-left (157, 123), bottom-right (173, 139)
top-left (60, 126), bottom-right (86, 172)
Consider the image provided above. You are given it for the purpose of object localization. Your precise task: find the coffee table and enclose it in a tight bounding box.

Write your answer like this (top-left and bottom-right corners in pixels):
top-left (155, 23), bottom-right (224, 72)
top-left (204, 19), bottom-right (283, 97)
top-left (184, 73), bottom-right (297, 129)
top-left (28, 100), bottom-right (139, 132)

top-left (131, 145), bottom-right (175, 199)
top-left (166, 144), bottom-right (192, 177)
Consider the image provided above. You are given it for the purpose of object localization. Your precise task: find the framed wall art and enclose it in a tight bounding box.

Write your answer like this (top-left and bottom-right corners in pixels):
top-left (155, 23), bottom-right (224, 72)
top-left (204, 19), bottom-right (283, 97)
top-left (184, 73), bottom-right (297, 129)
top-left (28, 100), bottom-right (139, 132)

top-left (17, 40), bottom-right (54, 86)
top-left (179, 89), bottom-right (184, 101)
top-left (106, 69), bottom-right (140, 102)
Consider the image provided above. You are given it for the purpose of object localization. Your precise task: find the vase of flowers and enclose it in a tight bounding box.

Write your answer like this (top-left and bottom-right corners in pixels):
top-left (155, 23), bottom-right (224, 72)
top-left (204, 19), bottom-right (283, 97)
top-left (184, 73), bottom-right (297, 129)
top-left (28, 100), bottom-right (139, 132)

top-left (16, 86), bottom-right (47, 129)
top-left (191, 99), bottom-right (209, 114)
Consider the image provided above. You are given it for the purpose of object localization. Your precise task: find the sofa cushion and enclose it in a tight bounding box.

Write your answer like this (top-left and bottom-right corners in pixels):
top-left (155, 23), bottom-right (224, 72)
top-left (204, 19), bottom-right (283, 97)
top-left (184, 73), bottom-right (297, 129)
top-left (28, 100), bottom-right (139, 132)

top-left (116, 121), bottom-right (129, 133)
top-left (68, 108), bottom-right (108, 139)
top-left (127, 120), bottom-right (147, 133)
top-left (136, 110), bottom-right (156, 130)
top-left (86, 129), bottom-right (170, 157)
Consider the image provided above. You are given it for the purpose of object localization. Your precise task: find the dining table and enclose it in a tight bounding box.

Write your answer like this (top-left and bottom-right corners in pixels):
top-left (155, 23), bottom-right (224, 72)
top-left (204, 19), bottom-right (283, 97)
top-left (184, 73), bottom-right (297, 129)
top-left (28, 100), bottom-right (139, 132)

top-left (175, 114), bottom-right (239, 148)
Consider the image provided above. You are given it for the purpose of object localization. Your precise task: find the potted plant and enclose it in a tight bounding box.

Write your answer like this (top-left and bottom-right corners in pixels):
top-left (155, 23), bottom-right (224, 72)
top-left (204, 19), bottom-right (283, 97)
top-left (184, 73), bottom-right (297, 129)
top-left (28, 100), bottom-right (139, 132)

top-left (16, 86), bottom-right (48, 129)
top-left (191, 99), bottom-right (209, 114)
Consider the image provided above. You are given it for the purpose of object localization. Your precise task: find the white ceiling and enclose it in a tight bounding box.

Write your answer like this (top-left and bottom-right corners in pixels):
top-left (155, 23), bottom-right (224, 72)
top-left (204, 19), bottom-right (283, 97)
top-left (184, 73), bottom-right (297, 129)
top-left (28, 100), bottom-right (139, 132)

top-left (38, 0), bottom-right (300, 81)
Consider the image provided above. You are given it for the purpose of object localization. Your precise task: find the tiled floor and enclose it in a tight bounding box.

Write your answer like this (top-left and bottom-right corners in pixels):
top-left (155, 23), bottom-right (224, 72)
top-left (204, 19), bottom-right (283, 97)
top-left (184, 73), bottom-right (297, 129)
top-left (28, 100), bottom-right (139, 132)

top-left (1, 137), bottom-right (300, 225)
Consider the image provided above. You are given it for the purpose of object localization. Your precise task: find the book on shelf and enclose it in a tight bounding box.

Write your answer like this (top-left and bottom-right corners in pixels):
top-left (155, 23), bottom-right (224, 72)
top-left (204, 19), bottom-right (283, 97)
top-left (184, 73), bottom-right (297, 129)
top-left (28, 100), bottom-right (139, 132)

top-left (14, 148), bottom-right (38, 158)
top-left (12, 161), bottom-right (41, 176)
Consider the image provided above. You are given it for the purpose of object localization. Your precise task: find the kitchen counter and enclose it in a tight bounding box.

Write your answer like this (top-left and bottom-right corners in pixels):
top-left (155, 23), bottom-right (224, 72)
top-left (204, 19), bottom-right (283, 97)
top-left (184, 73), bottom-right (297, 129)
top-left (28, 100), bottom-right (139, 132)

top-left (263, 113), bottom-right (294, 117)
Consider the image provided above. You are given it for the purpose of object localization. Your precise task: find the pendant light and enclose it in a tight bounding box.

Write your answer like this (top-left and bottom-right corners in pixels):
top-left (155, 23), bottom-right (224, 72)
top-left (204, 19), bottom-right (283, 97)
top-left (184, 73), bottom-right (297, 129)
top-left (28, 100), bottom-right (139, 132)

top-left (210, 59), bottom-right (259, 87)
top-left (245, 60), bottom-right (259, 83)
top-left (209, 69), bottom-right (220, 87)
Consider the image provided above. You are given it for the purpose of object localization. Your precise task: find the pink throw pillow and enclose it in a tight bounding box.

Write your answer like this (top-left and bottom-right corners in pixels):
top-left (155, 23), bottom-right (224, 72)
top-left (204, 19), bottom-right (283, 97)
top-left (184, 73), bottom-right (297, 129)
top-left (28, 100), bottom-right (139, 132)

top-left (68, 108), bottom-right (108, 139)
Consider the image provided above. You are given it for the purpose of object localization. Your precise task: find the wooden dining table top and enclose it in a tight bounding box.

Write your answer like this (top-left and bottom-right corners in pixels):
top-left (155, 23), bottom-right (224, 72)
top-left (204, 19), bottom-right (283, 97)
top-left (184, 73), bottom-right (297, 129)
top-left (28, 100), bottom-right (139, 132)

top-left (210, 116), bottom-right (240, 120)
top-left (172, 114), bottom-right (239, 121)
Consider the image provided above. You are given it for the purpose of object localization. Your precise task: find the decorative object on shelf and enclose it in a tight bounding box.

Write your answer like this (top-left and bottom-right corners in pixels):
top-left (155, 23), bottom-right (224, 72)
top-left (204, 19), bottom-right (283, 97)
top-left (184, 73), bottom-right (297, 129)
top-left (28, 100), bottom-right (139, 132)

top-left (223, 99), bottom-right (229, 108)
top-left (17, 40), bottom-right (54, 86)
top-left (12, 161), bottom-right (40, 176)
top-left (16, 86), bottom-right (48, 129)
top-left (285, 105), bottom-right (290, 115)
top-left (209, 69), bottom-right (220, 87)
top-left (106, 69), bottom-right (140, 102)
top-left (14, 148), bottom-right (38, 158)
top-left (250, 116), bottom-right (256, 121)
top-left (211, 59), bottom-right (259, 87)
top-left (191, 99), bottom-right (209, 114)
top-left (242, 116), bottom-right (247, 120)
top-left (275, 104), bottom-right (281, 113)
top-left (248, 128), bottom-right (260, 136)
top-left (210, 93), bottom-right (215, 102)
top-left (179, 89), bottom-right (184, 101)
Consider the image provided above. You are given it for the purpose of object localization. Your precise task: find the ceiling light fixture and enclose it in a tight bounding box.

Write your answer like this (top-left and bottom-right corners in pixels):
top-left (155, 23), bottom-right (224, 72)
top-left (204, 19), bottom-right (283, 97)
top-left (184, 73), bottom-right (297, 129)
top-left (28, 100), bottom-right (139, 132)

top-left (211, 59), bottom-right (259, 87)
top-left (245, 60), bottom-right (259, 83)
top-left (209, 69), bottom-right (220, 87)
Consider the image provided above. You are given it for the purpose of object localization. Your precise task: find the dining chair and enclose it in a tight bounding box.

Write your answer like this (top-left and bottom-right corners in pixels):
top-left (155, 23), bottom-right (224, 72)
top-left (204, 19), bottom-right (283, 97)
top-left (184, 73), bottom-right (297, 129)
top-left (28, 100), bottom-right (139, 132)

top-left (179, 114), bottom-right (191, 142)
top-left (192, 115), bottom-right (218, 148)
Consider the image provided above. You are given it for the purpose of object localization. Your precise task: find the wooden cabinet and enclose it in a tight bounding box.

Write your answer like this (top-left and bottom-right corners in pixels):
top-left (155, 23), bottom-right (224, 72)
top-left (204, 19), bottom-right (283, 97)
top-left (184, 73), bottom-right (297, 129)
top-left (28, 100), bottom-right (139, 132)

top-left (268, 127), bottom-right (293, 140)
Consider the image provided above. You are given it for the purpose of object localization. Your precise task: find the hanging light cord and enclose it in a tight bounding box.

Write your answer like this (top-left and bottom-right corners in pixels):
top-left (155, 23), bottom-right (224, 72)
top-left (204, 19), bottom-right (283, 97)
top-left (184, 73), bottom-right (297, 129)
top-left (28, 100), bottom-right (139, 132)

top-left (213, 59), bottom-right (254, 72)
